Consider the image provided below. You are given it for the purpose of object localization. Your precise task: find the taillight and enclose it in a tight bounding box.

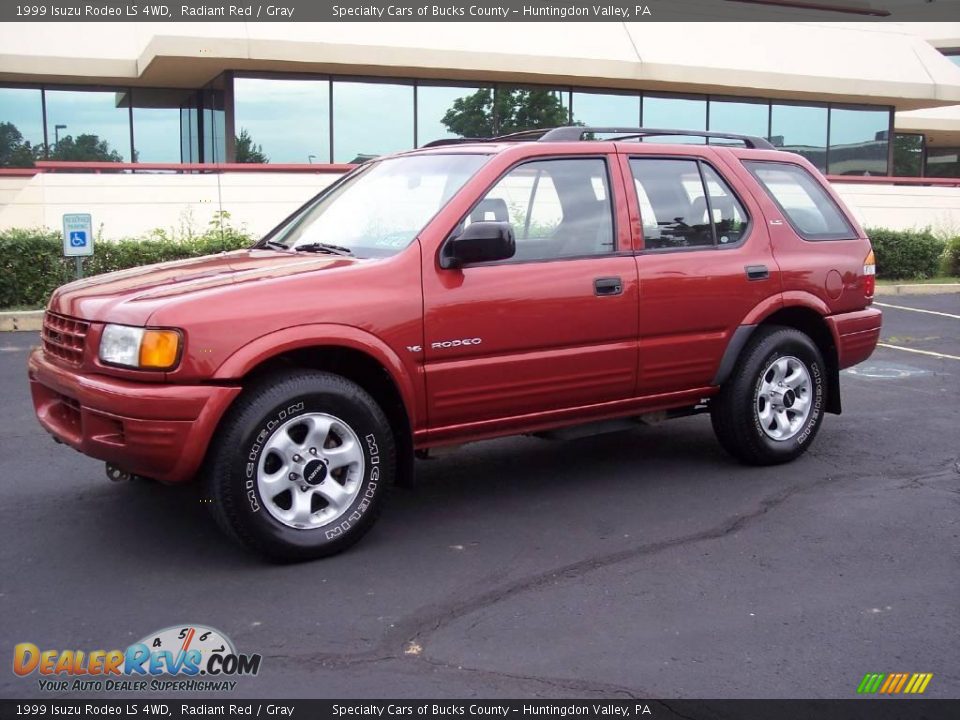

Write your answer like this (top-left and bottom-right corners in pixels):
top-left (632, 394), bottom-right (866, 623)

top-left (863, 249), bottom-right (876, 298)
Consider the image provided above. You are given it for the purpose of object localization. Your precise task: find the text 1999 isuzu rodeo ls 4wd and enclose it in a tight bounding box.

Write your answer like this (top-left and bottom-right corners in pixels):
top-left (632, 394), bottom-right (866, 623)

top-left (28, 127), bottom-right (882, 559)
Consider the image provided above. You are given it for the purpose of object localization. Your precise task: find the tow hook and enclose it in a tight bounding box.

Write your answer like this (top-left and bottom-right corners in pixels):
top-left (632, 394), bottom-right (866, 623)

top-left (105, 463), bottom-right (132, 482)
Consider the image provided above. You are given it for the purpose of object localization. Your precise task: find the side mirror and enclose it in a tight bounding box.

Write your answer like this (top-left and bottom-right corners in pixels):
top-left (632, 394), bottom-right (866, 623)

top-left (440, 222), bottom-right (516, 269)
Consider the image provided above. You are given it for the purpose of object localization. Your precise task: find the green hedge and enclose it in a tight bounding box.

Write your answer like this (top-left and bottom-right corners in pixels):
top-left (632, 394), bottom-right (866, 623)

top-left (866, 228), bottom-right (946, 281)
top-left (0, 222), bottom-right (252, 309)
top-left (942, 236), bottom-right (960, 278)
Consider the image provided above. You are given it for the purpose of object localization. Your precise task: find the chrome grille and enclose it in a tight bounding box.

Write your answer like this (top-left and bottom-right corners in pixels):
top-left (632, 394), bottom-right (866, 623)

top-left (42, 312), bottom-right (89, 366)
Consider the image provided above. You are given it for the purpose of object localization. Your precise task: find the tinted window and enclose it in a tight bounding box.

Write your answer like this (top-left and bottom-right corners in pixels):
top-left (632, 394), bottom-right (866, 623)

top-left (234, 77), bottom-right (330, 163)
top-left (642, 96), bottom-right (707, 144)
top-left (0, 87), bottom-right (44, 167)
top-left (131, 88), bottom-right (191, 163)
top-left (45, 89), bottom-right (132, 162)
top-left (572, 91), bottom-right (641, 127)
top-left (893, 133), bottom-right (924, 177)
top-left (828, 107), bottom-right (889, 176)
top-left (746, 161), bottom-right (855, 240)
top-left (416, 84), bottom-right (493, 145)
top-left (708, 99), bottom-right (769, 144)
top-left (333, 81), bottom-right (414, 163)
top-left (630, 159), bottom-right (749, 250)
top-left (770, 104), bottom-right (827, 171)
top-left (468, 158), bottom-right (614, 261)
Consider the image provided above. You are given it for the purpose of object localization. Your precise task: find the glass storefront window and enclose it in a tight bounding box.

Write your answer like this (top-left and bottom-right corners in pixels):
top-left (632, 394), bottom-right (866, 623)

top-left (130, 88), bottom-right (190, 163)
top-left (708, 98), bottom-right (769, 144)
top-left (45, 89), bottom-right (131, 162)
top-left (926, 147), bottom-right (960, 178)
top-left (333, 81), bottom-right (414, 163)
top-left (416, 84), bottom-right (492, 145)
top-left (234, 77), bottom-right (330, 163)
top-left (494, 86), bottom-right (570, 135)
top-left (642, 96), bottom-right (707, 143)
top-left (571, 91), bottom-right (641, 128)
top-left (0, 87), bottom-right (44, 166)
top-left (893, 133), bottom-right (924, 177)
top-left (770, 103), bottom-right (828, 171)
top-left (828, 107), bottom-right (890, 176)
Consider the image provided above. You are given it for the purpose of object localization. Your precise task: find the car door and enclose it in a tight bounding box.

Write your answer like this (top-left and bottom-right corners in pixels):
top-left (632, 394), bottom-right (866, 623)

top-left (421, 155), bottom-right (639, 432)
top-left (619, 147), bottom-right (779, 395)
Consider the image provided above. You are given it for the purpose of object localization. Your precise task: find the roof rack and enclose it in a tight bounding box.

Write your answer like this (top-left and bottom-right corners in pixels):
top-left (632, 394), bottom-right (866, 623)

top-left (539, 126), bottom-right (776, 150)
top-left (420, 128), bottom-right (553, 148)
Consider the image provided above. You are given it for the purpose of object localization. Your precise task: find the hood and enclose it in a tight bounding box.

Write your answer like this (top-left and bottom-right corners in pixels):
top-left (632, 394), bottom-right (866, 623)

top-left (49, 249), bottom-right (363, 325)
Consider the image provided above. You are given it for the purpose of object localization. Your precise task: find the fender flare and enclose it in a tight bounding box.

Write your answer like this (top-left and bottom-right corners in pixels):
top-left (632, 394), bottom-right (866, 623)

top-left (212, 323), bottom-right (420, 429)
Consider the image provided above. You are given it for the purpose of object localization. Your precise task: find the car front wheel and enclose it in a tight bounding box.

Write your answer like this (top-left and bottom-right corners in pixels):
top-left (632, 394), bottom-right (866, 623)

top-left (205, 370), bottom-right (394, 561)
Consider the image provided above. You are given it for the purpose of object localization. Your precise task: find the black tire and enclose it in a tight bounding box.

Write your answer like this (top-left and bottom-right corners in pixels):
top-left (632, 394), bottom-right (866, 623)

top-left (711, 326), bottom-right (826, 466)
top-left (204, 371), bottom-right (395, 561)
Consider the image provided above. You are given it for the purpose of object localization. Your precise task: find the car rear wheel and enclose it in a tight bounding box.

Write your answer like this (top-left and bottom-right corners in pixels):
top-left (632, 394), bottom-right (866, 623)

top-left (711, 326), bottom-right (826, 465)
top-left (205, 370), bottom-right (394, 561)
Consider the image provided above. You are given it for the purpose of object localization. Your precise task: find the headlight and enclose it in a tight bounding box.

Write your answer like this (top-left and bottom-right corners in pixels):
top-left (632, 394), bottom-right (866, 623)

top-left (99, 324), bottom-right (182, 370)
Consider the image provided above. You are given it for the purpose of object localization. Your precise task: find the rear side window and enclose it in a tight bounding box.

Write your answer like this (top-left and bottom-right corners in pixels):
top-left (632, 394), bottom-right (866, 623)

top-left (745, 161), bottom-right (855, 241)
top-left (629, 158), bottom-right (750, 250)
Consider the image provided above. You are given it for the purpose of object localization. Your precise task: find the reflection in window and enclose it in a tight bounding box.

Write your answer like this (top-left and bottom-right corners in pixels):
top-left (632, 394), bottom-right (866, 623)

top-left (630, 159), bottom-right (714, 248)
top-left (45, 89), bottom-right (131, 162)
top-left (0, 87), bottom-right (44, 166)
top-left (490, 87), bottom-right (569, 135)
top-left (571, 91), bottom-right (640, 128)
top-left (130, 89), bottom-right (190, 163)
top-left (234, 77), bottom-right (329, 163)
top-left (708, 99), bottom-right (769, 143)
top-left (642, 96), bottom-right (707, 143)
top-left (770, 104), bottom-right (827, 171)
top-left (202, 89), bottom-right (225, 164)
top-left (333, 81), bottom-right (414, 163)
top-left (893, 133), bottom-right (924, 177)
top-left (926, 147), bottom-right (960, 178)
top-left (417, 84), bottom-right (491, 145)
top-left (828, 107), bottom-right (889, 176)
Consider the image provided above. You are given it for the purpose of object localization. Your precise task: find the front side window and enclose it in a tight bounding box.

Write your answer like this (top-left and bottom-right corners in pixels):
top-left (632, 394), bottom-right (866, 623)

top-left (745, 161), bottom-right (855, 241)
top-left (269, 153), bottom-right (489, 258)
top-left (465, 158), bottom-right (615, 262)
top-left (629, 158), bottom-right (750, 250)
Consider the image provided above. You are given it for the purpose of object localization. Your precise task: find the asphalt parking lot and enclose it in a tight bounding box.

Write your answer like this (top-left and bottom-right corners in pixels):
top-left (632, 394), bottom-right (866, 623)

top-left (1, 294), bottom-right (958, 701)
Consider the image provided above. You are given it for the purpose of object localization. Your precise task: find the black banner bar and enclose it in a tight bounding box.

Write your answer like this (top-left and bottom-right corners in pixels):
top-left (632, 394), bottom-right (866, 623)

top-left (2, 0), bottom-right (959, 23)
top-left (2, 700), bottom-right (960, 720)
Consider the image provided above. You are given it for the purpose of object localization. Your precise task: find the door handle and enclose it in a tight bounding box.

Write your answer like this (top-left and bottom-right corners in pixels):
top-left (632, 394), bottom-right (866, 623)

top-left (745, 265), bottom-right (769, 281)
top-left (594, 277), bottom-right (623, 296)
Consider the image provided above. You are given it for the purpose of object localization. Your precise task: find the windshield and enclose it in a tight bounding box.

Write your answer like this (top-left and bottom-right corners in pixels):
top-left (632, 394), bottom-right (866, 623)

top-left (267, 153), bottom-right (489, 258)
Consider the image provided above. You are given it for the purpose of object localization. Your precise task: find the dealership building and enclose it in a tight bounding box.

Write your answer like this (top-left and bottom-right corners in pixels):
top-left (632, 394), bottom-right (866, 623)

top-left (1, 18), bottom-right (959, 237)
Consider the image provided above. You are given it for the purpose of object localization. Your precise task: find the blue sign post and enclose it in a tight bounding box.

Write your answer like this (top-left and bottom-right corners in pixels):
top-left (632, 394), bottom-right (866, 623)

top-left (62, 213), bottom-right (93, 279)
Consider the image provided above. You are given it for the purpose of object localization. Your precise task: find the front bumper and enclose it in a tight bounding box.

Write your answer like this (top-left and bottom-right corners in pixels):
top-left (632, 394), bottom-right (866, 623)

top-left (826, 306), bottom-right (883, 369)
top-left (28, 348), bottom-right (241, 483)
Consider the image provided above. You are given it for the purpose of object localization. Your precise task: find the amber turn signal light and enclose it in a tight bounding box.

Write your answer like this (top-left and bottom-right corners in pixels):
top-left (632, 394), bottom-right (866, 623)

top-left (138, 330), bottom-right (181, 369)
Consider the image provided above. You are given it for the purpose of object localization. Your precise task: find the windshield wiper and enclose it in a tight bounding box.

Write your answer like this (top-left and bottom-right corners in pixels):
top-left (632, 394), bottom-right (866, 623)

top-left (262, 240), bottom-right (291, 251)
top-left (293, 242), bottom-right (354, 256)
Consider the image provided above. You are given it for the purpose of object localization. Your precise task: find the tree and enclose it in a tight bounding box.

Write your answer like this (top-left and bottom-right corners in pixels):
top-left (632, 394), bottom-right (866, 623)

top-left (48, 134), bottom-right (124, 162)
top-left (0, 122), bottom-right (38, 167)
top-left (235, 128), bottom-right (268, 163)
top-left (441, 88), bottom-right (570, 138)
top-left (892, 133), bottom-right (923, 177)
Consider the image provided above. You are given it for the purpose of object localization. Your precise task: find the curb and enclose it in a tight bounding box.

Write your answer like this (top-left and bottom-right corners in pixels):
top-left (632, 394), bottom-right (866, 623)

top-left (0, 310), bottom-right (43, 332)
top-left (875, 283), bottom-right (960, 296)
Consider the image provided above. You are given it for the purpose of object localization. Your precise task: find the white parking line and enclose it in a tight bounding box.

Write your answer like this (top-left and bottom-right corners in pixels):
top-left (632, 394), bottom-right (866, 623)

top-left (875, 302), bottom-right (960, 320)
top-left (877, 343), bottom-right (960, 361)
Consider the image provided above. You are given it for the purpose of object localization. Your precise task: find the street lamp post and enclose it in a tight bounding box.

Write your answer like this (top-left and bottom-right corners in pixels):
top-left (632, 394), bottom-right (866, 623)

top-left (54, 124), bottom-right (67, 146)
top-left (308, 154), bottom-right (316, 164)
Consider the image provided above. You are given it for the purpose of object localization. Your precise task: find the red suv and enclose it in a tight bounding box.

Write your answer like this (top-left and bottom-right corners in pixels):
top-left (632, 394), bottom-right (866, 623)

top-left (28, 127), bottom-right (882, 560)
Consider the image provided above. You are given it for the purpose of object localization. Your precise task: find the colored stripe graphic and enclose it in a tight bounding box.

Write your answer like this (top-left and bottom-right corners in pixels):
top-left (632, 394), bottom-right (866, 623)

top-left (858, 673), bottom-right (933, 694)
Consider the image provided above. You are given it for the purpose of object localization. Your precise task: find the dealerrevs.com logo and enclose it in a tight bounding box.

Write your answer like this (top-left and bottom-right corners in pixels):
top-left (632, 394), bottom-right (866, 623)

top-left (13, 624), bottom-right (262, 693)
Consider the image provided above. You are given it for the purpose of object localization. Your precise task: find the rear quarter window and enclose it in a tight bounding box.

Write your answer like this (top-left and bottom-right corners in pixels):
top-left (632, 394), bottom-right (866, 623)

top-left (745, 161), bottom-right (855, 241)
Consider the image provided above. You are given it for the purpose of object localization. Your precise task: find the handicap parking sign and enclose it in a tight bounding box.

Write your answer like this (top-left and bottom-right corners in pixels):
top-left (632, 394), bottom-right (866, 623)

top-left (62, 213), bottom-right (93, 257)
